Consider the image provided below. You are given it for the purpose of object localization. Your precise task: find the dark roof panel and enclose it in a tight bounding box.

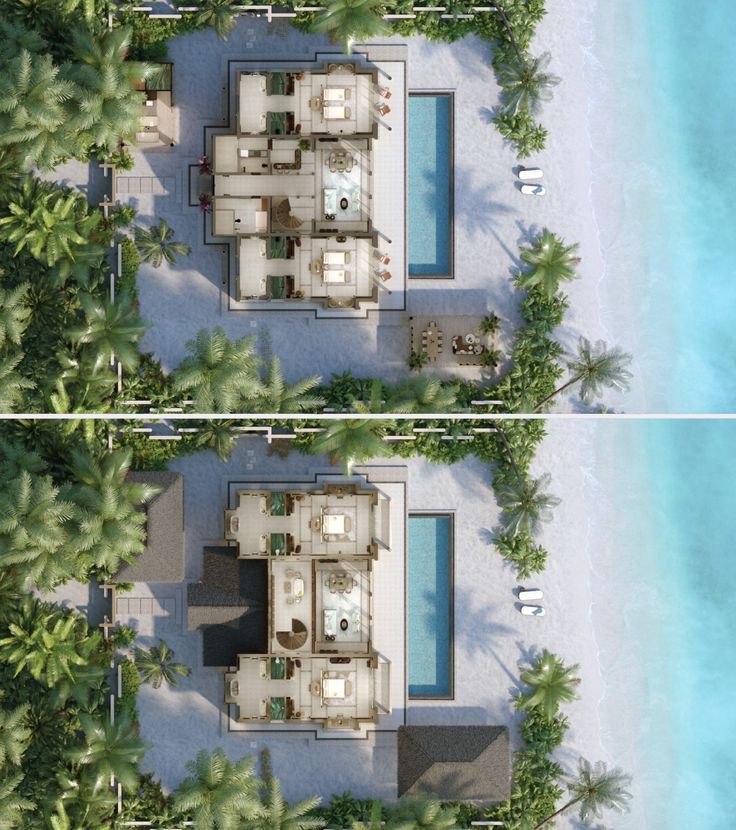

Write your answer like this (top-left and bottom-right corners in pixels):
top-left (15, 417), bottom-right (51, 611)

top-left (188, 549), bottom-right (269, 667)
top-left (116, 472), bottom-right (184, 583)
top-left (397, 726), bottom-right (510, 802)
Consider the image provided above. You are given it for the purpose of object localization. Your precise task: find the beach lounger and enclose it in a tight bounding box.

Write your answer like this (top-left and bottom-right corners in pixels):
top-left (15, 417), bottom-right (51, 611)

top-left (520, 604), bottom-right (545, 617)
top-left (521, 183), bottom-right (546, 196)
top-left (519, 167), bottom-right (544, 180)
top-left (518, 587), bottom-right (544, 601)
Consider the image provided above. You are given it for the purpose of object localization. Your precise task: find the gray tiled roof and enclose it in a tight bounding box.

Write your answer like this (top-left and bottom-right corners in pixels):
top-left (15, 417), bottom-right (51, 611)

top-left (397, 726), bottom-right (510, 802)
top-left (188, 548), bottom-right (269, 666)
top-left (116, 472), bottom-right (184, 583)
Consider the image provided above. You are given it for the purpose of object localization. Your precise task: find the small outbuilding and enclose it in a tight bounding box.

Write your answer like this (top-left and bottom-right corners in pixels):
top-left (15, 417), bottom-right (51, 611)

top-left (115, 472), bottom-right (185, 584)
top-left (397, 725), bottom-right (511, 802)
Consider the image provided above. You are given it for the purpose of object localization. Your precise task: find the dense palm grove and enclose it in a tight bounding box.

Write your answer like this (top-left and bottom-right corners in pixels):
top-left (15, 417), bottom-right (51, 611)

top-left (0, 2), bottom-right (634, 828)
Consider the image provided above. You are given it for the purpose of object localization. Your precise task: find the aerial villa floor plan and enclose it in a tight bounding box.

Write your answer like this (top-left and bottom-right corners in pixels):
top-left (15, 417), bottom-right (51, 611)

top-left (209, 60), bottom-right (406, 314)
top-left (178, 476), bottom-right (403, 733)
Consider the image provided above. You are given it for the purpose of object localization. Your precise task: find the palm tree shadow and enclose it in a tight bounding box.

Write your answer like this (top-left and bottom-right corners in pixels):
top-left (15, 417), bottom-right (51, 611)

top-left (515, 638), bottom-right (541, 668)
top-left (478, 106), bottom-right (495, 125)
top-left (489, 225), bottom-right (523, 273)
top-left (454, 586), bottom-right (520, 692)
top-left (478, 527), bottom-right (497, 548)
top-left (515, 220), bottom-right (541, 247)
top-left (454, 167), bottom-right (517, 238)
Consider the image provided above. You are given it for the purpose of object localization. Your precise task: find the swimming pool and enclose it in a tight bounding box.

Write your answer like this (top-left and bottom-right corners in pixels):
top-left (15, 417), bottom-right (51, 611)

top-left (407, 513), bottom-right (453, 698)
top-left (408, 94), bottom-right (453, 277)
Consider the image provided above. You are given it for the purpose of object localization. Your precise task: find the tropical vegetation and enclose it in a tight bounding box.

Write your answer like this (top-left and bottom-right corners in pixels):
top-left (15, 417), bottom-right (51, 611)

top-left (488, 650), bottom-right (631, 829)
top-left (517, 228), bottom-right (580, 299)
top-left (134, 219), bottom-right (191, 269)
top-left (172, 749), bottom-right (262, 830)
top-left (308, 0), bottom-right (389, 54)
top-left (133, 640), bottom-right (191, 689)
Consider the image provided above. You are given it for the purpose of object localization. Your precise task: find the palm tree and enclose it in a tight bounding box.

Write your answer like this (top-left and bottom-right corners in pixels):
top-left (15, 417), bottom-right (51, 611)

top-left (0, 436), bottom-right (44, 485)
top-left (0, 704), bottom-right (31, 769)
top-left (494, 471), bottom-right (560, 537)
top-left (63, 447), bottom-right (159, 578)
top-left (55, 353), bottom-right (117, 409)
top-left (388, 377), bottom-right (459, 414)
top-left (59, 0), bottom-right (98, 23)
top-left (488, 1), bottom-right (523, 60)
top-left (0, 16), bottom-right (46, 63)
top-left (67, 291), bottom-right (147, 371)
top-left (66, 712), bottom-right (148, 793)
top-left (353, 379), bottom-right (404, 414)
top-left (251, 357), bottom-right (325, 413)
top-left (250, 777), bottom-right (323, 830)
top-left (517, 649), bottom-right (580, 720)
top-left (0, 598), bottom-right (104, 692)
top-left (48, 801), bottom-right (74, 830)
top-left (0, 283), bottom-right (31, 348)
top-left (194, 420), bottom-right (239, 462)
top-left (0, 50), bottom-right (77, 171)
top-left (533, 758), bottom-right (632, 829)
top-left (0, 471), bottom-right (76, 590)
top-left (535, 337), bottom-right (633, 410)
top-left (0, 178), bottom-right (102, 277)
top-left (64, 26), bottom-right (153, 154)
top-left (172, 328), bottom-right (262, 412)
top-left (352, 800), bottom-right (383, 830)
top-left (0, 773), bottom-right (33, 829)
top-left (133, 640), bottom-right (191, 690)
top-left (495, 51), bottom-right (561, 117)
top-left (309, 0), bottom-right (388, 55)
top-left (134, 219), bottom-right (191, 268)
top-left (193, 0), bottom-right (240, 41)
top-left (0, 572), bottom-right (23, 620)
top-left (517, 228), bottom-right (580, 299)
top-left (309, 419), bottom-right (390, 475)
top-left (172, 749), bottom-right (262, 830)
top-left (55, 769), bottom-right (118, 827)
top-left (3, 0), bottom-right (61, 31)
top-left (390, 799), bottom-right (459, 830)
top-left (0, 351), bottom-right (34, 413)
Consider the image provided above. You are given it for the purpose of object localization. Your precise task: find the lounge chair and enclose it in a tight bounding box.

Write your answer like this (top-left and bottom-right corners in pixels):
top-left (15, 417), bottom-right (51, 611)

top-left (520, 604), bottom-right (545, 617)
top-left (518, 587), bottom-right (544, 601)
top-left (521, 183), bottom-right (545, 196)
top-left (518, 167), bottom-right (543, 180)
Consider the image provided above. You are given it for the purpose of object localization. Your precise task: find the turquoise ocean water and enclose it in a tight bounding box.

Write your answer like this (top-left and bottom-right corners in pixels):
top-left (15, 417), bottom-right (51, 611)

top-left (591, 1), bottom-right (736, 411)
top-left (591, 421), bottom-right (736, 829)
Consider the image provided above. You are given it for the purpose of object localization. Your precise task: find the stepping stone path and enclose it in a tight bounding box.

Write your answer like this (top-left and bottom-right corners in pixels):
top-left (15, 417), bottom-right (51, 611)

top-left (116, 176), bottom-right (175, 195)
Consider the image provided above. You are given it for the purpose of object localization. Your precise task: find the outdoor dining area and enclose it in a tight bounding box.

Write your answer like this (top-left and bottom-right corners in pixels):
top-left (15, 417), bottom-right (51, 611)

top-left (409, 315), bottom-right (494, 370)
top-left (420, 321), bottom-right (445, 359)
top-left (327, 150), bottom-right (354, 173)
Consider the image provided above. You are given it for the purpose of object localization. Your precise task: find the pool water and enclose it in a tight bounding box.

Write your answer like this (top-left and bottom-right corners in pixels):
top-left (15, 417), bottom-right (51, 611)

top-left (407, 514), bottom-right (453, 697)
top-left (408, 94), bottom-right (453, 276)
